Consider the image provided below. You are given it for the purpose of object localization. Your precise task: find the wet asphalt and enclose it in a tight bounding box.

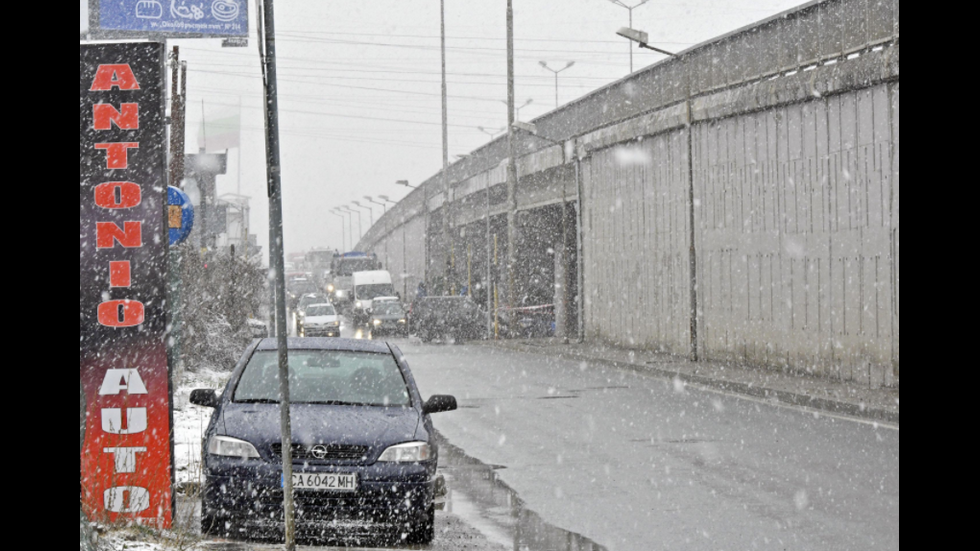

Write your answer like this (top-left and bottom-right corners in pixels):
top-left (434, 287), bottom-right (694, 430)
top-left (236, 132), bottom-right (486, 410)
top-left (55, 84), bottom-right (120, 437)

top-left (399, 340), bottom-right (900, 551)
top-left (193, 320), bottom-right (898, 550)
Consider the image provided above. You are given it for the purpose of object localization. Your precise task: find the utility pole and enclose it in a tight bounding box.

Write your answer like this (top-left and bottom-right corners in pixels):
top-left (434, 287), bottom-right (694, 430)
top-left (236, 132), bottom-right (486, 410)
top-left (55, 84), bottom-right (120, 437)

top-left (506, 0), bottom-right (518, 309)
top-left (440, 0), bottom-right (452, 295)
top-left (257, 0), bottom-right (296, 548)
top-left (169, 47), bottom-right (186, 188)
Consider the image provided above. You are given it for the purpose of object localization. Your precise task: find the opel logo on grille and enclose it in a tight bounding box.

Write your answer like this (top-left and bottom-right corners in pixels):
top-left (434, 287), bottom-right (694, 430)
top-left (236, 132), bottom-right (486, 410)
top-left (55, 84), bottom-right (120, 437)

top-left (310, 445), bottom-right (329, 459)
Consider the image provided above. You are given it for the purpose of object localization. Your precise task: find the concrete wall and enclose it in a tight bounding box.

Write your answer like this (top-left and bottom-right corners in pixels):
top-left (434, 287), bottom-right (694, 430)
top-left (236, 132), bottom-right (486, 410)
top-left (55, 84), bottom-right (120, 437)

top-left (582, 135), bottom-right (692, 355)
top-left (359, 0), bottom-right (900, 385)
top-left (693, 84), bottom-right (899, 385)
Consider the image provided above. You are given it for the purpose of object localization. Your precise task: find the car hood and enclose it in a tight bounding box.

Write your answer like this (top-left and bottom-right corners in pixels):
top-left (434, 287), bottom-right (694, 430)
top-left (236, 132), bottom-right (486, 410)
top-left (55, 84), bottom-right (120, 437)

top-left (372, 314), bottom-right (405, 321)
top-left (305, 315), bottom-right (340, 325)
top-left (221, 402), bottom-right (422, 458)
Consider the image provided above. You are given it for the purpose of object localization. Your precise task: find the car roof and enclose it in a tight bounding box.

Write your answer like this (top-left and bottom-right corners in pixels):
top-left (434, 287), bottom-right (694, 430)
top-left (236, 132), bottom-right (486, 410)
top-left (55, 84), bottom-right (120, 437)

top-left (307, 303), bottom-right (335, 309)
top-left (256, 338), bottom-right (392, 354)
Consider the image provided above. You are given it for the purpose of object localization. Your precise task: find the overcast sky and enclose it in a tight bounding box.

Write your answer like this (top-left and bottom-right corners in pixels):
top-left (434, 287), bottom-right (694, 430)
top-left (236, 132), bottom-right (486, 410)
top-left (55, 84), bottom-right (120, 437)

top-left (82, 0), bottom-right (807, 257)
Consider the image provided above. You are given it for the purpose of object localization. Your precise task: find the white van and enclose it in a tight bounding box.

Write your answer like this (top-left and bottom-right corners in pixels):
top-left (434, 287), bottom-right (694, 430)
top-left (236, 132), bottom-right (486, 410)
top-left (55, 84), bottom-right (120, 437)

top-left (352, 271), bottom-right (396, 325)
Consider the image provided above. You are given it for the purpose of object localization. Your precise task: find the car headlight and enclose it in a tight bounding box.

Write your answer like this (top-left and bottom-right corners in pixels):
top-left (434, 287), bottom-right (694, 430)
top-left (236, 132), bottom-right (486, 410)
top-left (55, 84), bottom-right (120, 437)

top-left (378, 442), bottom-right (431, 463)
top-left (399, 319), bottom-right (407, 324)
top-left (373, 319), bottom-right (382, 326)
top-left (327, 284), bottom-right (335, 293)
top-left (356, 302), bottom-right (363, 309)
top-left (208, 436), bottom-right (261, 459)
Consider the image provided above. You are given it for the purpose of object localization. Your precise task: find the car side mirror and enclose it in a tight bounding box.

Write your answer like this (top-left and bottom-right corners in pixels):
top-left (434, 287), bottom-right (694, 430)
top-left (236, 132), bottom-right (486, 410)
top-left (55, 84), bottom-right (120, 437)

top-left (190, 389), bottom-right (220, 409)
top-left (423, 395), bottom-right (458, 415)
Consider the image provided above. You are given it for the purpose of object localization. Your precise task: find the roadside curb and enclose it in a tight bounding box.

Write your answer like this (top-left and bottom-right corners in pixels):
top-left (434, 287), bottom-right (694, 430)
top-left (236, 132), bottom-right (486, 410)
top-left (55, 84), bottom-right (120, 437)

top-left (480, 341), bottom-right (900, 426)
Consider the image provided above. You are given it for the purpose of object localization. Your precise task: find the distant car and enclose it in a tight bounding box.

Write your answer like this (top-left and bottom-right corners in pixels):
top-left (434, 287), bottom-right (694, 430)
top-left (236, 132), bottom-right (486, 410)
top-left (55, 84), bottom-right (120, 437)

top-left (412, 297), bottom-right (487, 343)
top-left (287, 278), bottom-right (319, 309)
top-left (369, 301), bottom-right (409, 337)
top-left (247, 319), bottom-right (269, 339)
top-left (299, 303), bottom-right (342, 338)
top-left (296, 293), bottom-right (332, 318)
top-left (191, 338), bottom-right (457, 543)
top-left (352, 271), bottom-right (396, 327)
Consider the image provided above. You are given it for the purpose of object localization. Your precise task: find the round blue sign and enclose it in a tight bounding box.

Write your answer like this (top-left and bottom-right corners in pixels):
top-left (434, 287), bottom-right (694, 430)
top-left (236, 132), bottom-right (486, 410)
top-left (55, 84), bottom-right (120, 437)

top-left (168, 186), bottom-right (195, 247)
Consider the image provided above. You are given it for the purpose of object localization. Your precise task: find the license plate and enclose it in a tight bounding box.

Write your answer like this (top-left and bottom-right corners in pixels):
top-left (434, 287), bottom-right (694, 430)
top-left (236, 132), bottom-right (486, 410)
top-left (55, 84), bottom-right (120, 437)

top-left (284, 472), bottom-right (358, 492)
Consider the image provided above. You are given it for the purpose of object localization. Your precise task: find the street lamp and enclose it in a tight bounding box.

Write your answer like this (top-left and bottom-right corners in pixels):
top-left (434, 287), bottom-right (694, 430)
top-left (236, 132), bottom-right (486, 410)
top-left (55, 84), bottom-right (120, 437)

top-left (500, 98), bottom-right (534, 121)
top-left (539, 61), bottom-right (576, 109)
top-left (341, 206), bottom-right (362, 243)
top-left (396, 179), bottom-right (431, 288)
top-left (378, 195), bottom-right (407, 298)
top-left (329, 209), bottom-right (348, 252)
top-left (352, 200), bottom-right (374, 228)
top-left (333, 208), bottom-right (354, 252)
top-left (616, 27), bottom-right (678, 57)
top-left (365, 196), bottom-right (389, 268)
top-left (606, 0), bottom-right (652, 73)
top-left (478, 126), bottom-right (506, 140)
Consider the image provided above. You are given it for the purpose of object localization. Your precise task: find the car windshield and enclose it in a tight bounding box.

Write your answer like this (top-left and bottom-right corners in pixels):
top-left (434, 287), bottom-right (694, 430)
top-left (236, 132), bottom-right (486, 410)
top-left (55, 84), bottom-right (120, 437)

top-left (289, 282), bottom-right (317, 295)
top-left (374, 303), bottom-right (404, 316)
top-left (299, 295), bottom-right (328, 309)
top-left (234, 350), bottom-right (411, 407)
top-left (357, 284), bottom-right (395, 300)
top-left (306, 305), bottom-right (336, 317)
top-left (333, 259), bottom-right (380, 276)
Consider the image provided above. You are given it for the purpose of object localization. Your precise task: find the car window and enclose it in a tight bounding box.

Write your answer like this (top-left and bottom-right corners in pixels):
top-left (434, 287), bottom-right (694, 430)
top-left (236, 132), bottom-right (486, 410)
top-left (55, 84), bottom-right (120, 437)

top-left (234, 350), bottom-right (411, 407)
top-left (306, 305), bottom-right (336, 317)
top-left (375, 303), bottom-right (404, 316)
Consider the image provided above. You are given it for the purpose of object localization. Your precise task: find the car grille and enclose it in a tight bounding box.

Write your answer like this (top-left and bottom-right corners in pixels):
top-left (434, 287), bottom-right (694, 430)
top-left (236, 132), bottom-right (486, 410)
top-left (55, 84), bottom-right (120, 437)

top-left (271, 444), bottom-right (371, 463)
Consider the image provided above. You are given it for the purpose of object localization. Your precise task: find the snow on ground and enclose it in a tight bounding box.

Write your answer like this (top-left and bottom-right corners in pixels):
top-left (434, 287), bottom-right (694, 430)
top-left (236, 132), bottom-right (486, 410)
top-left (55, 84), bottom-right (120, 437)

top-left (173, 368), bottom-right (233, 488)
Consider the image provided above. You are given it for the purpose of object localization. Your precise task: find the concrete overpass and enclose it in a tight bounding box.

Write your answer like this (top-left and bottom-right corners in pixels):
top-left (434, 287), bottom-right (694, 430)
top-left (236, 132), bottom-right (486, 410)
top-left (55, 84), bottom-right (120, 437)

top-left (358, 0), bottom-right (900, 387)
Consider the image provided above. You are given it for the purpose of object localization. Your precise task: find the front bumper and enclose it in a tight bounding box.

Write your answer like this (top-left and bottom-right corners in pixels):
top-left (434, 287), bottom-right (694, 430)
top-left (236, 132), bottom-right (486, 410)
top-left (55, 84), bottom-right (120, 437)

top-left (304, 327), bottom-right (341, 338)
top-left (203, 459), bottom-right (435, 530)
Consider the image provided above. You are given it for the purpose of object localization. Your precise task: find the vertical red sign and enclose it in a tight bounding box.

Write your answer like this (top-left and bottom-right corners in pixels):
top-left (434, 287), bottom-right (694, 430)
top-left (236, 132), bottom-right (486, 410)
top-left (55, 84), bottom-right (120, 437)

top-left (80, 43), bottom-right (173, 528)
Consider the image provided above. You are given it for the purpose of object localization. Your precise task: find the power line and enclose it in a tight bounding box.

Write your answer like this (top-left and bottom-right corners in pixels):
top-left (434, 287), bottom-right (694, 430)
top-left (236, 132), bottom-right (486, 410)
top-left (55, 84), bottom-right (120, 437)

top-left (189, 94), bottom-right (497, 130)
top-left (188, 67), bottom-right (507, 102)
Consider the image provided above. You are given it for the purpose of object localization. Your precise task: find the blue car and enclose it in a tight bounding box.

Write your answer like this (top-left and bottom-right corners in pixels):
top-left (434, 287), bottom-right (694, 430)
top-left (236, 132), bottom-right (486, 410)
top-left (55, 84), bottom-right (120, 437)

top-left (190, 338), bottom-right (457, 544)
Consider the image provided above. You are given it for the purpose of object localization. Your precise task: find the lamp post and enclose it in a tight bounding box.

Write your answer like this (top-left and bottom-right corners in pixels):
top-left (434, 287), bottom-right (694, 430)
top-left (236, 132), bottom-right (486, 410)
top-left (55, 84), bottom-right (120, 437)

top-left (606, 0), bottom-right (652, 73)
top-left (365, 196), bottom-right (388, 268)
top-left (539, 61), bottom-right (576, 109)
top-left (379, 195), bottom-right (405, 298)
top-left (478, 126), bottom-right (506, 141)
top-left (396, 179), bottom-right (430, 289)
top-left (329, 209), bottom-right (348, 252)
top-left (334, 208), bottom-right (353, 251)
top-left (352, 201), bottom-right (374, 228)
top-left (501, 98), bottom-right (534, 121)
top-left (616, 27), bottom-right (678, 57)
top-left (342, 206), bottom-right (362, 243)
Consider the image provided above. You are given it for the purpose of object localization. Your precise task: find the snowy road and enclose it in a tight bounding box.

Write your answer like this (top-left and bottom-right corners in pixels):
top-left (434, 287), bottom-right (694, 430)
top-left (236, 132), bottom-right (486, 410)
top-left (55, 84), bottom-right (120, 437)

top-left (173, 324), bottom-right (897, 550)
top-left (400, 341), bottom-right (900, 551)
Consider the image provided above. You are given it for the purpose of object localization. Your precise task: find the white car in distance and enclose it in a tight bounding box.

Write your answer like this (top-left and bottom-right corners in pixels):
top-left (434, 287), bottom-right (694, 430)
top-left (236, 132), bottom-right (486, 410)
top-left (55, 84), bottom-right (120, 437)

top-left (299, 303), bottom-right (342, 338)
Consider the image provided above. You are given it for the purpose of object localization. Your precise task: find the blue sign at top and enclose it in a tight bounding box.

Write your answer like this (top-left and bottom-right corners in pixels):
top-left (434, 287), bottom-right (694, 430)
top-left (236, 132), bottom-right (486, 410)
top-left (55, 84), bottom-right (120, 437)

top-left (99, 1), bottom-right (248, 37)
